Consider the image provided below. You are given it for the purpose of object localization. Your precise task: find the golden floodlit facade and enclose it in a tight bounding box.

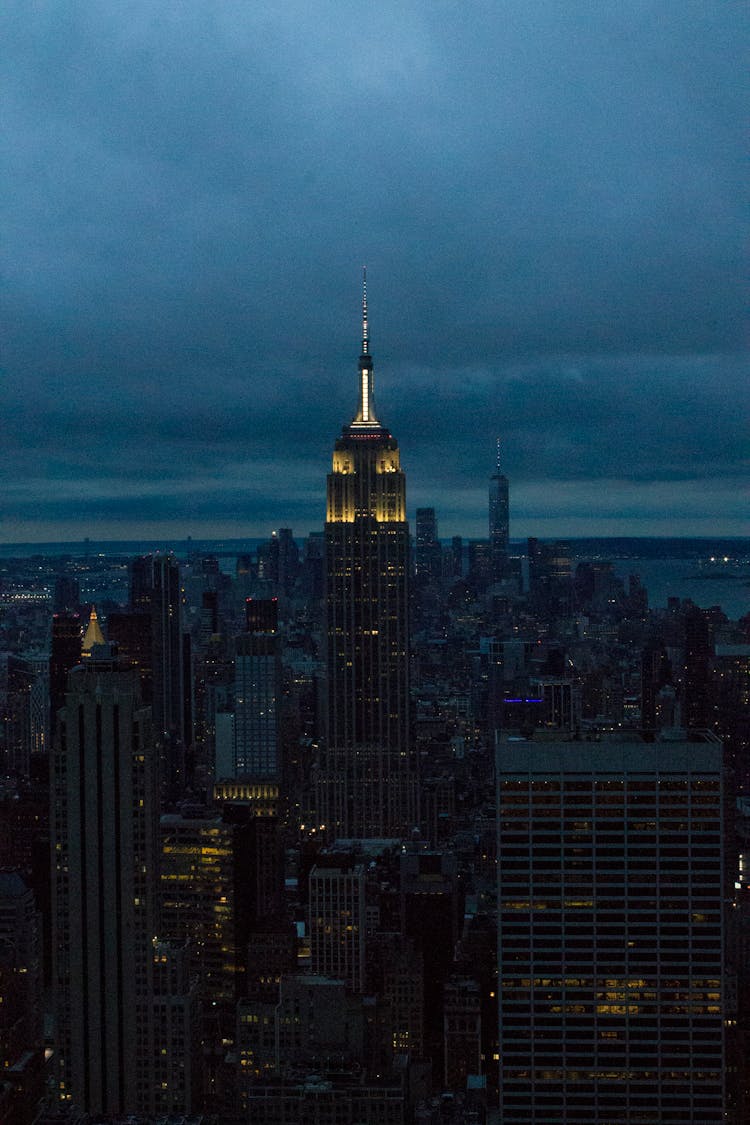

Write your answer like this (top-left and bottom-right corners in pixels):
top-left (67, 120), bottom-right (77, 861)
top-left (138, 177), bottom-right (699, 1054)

top-left (317, 274), bottom-right (416, 838)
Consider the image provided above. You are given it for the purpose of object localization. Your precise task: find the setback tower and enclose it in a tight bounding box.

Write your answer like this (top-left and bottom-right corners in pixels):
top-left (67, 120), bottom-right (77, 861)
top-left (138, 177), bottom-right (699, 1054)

top-left (318, 273), bottom-right (416, 838)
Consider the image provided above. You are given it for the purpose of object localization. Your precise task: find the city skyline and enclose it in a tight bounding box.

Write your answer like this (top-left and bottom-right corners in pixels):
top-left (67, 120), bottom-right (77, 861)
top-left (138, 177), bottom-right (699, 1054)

top-left (2, 3), bottom-right (745, 543)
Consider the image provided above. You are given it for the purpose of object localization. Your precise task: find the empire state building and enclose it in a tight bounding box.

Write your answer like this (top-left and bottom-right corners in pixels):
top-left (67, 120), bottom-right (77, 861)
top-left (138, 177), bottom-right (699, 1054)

top-left (317, 275), bottom-right (417, 838)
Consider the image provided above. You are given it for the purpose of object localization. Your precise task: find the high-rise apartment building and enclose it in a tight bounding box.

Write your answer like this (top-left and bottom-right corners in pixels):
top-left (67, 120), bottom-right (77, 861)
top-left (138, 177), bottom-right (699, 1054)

top-left (489, 438), bottom-right (509, 580)
top-left (52, 659), bottom-right (158, 1114)
top-left (496, 732), bottom-right (726, 1124)
top-left (317, 274), bottom-right (416, 838)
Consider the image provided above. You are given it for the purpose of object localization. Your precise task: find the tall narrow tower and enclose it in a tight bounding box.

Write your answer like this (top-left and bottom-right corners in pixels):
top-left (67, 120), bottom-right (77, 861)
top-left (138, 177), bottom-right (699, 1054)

top-left (489, 437), bottom-right (509, 581)
top-left (318, 273), bottom-right (416, 838)
top-left (52, 659), bottom-right (158, 1113)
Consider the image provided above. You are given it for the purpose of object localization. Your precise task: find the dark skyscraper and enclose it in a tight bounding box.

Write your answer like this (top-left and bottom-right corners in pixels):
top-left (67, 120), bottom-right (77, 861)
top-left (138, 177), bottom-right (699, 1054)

top-left (130, 555), bottom-right (184, 741)
top-left (52, 659), bottom-right (158, 1114)
top-left (415, 507), bottom-right (442, 581)
top-left (489, 437), bottom-right (509, 580)
top-left (129, 555), bottom-right (191, 800)
top-left (49, 613), bottom-right (82, 735)
top-left (53, 575), bottom-right (80, 615)
top-left (317, 274), bottom-right (416, 838)
top-left (234, 608), bottom-right (281, 780)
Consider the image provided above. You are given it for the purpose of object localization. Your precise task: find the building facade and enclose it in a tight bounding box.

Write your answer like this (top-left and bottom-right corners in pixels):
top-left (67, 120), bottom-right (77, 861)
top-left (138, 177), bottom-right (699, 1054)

top-left (496, 733), bottom-right (726, 1124)
top-left (415, 507), bottom-right (442, 581)
top-left (52, 660), bottom-right (158, 1114)
top-left (317, 275), bottom-right (416, 838)
top-left (309, 859), bottom-right (367, 993)
top-left (233, 600), bottom-right (281, 779)
top-left (489, 438), bottom-right (509, 581)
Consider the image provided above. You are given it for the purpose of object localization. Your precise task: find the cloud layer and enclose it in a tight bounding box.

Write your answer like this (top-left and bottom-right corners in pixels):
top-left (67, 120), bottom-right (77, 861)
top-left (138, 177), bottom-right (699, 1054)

top-left (1, 1), bottom-right (745, 540)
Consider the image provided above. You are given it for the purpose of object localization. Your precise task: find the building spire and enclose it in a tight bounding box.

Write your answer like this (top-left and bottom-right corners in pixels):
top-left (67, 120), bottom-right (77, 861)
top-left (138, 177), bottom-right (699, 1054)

top-left (351, 266), bottom-right (379, 427)
top-left (362, 266), bottom-right (369, 356)
top-left (495, 436), bottom-right (502, 474)
top-left (82, 604), bottom-right (105, 655)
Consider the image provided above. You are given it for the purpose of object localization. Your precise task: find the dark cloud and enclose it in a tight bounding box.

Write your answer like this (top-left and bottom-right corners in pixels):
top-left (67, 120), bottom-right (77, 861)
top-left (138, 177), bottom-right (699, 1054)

top-left (1, 1), bottom-right (745, 540)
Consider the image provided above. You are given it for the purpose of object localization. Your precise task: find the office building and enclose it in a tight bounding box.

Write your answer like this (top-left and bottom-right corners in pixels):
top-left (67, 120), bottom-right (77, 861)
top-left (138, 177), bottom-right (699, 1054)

top-left (52, 575), bottom-right (80, 616)
top-left (0, 872), bottom-right (44, 1123)
top-left (52, 659), bottom-right (158, 1114)
top-left (489, 438), bottom-right (510, 580)
top-left (443, 977), bottom-right (482, 1089)
top-left (129, 554), bottom-right (190, 799)
top-left (450, 535), bottom-right (463, 577)
top-left (468, 539), bottom-right (492, 589)
top-left (160, 803), bottom-right (283, 1033)
top-left (400, 850), bottom-right (462, 1065)
top-left (233, 599), bottom-right (280, 779)
top-left (317, 274), bottom-right (416, 838)
top-left (713, 644), bottom-right (750, 794)
top-left (129, 554), bottom-right (184, 742)
top-left (107, 610), bottom-right (152, 699)
top-left (159, 811), bottom-right (244, 1020)
top-left (264, 528), bottom-right (299, 595)
top-left (527, 538), bottom-right (572, 617)
top-left (415, 507), bottom-right (442, 581)
top-left (237, 975), bottom-right (396, 1097)
top-left (496, 732), bottom-right (726, 1124)
top-left (49, 613), bottom-right (81, 734)
top-left (2, 654), bottom-right (49, 779)
top-left (150, 941), bottom-right (201, 1114)
top-left (309, 856), bottom-right (367, 992)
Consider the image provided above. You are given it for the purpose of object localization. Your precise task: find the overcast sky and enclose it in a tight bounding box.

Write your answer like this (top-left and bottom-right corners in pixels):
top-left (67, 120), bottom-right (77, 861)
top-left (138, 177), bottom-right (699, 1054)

top-left (2, 1), bottom-right (746, 543)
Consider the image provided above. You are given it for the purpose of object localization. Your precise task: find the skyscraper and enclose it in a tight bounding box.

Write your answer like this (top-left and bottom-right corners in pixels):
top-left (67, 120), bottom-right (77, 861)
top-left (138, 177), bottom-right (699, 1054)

top-left (233, 599), bottom-right (281, 779)
top-left (317, 273), bottom-right (416, 838)
top-left (309, 857), bottom-right (367, 992)
top-left (496, 732), bottom-right (726, 1124)
top-left (49, 613), bottom-right (81, 734)
top-left (129, 554), bottom-right (191, 800)
top-left (130, 555), bottom-right (184, 742)
top-left (52, 659), bottom-right (158, 1114)
top-left (489, 437), bottom-right (509, 581)
top-left (415, 507), bottom-right (442, 581)
top-left (0, 872), bottom-right (44, 1121)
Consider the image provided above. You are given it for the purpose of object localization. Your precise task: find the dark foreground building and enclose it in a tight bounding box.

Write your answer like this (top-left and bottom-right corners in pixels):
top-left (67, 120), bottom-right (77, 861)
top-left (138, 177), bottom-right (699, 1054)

top-left (496, 731), bottom-right (726, 1124)
top-left (52, 660), bottom-right (158, 1114)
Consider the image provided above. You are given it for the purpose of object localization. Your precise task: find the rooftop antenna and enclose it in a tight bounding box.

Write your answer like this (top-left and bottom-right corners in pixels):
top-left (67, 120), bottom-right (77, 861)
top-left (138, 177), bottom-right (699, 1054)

top-left (352, 266), bottom-right (379, 427)
top-left (361, 266), bottom-right (369, 356)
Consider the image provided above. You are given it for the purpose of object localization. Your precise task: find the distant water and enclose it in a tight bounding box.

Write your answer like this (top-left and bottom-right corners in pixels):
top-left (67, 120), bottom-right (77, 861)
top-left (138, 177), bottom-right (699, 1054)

top-left (609, 557), bottom-right (749, 620)
top-left (0, 538), bottom-right (264, 560)
top-left (1, 538), bottom-right (747, 620)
